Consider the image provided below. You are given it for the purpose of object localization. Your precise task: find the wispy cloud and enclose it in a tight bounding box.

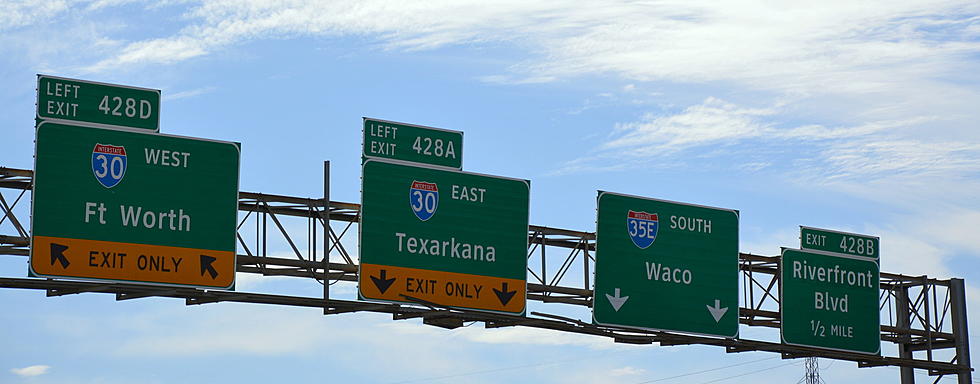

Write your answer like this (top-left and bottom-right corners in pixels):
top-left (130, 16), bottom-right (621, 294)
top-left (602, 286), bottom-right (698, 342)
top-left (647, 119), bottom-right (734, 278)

top-left (600, 97), bottom-right (774, 154)
top-left (610, 366), bottom-right (646, 376)
top-left (8, 3), bottom-right (980, 174)
top-left (163, 86), bottom-right (216, 101)
top-left (872, 207), bottom-right (980, 279)
top-left (10, 365), bottom-right (50, 377)
top-left (0, 1), bottom-right (68, 31)
top-left (57, 0), bottom-right (973, 193)
top-left (59, 1), bottom-right (977, 96)
top-left (811, 139), bottom-right (980, 182)
top-left (456, 324), bottom-right (628, 350)
top-left (556, 97), bottom-right (980, 185)
top-left (232, 271), bottom-right (293, 290)
top-left (113, 308), bottom-right (329, 356)
top-left (876, 226), bottom-right (951, 278)
top-left (86, 0), bottom-right (143, 12)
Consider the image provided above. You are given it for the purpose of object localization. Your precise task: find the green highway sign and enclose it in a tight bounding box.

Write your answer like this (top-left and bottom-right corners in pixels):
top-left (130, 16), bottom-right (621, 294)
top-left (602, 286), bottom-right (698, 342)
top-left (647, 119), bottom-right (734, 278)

top-left (30, 122), bottom-right (239, 289)
top-left (781, 248), bottom-right (880, 354)
top-left (359, 159), bottom-right (529, 314)
top-left (801, 226), bottom-right (879, 260)
top-left (37, 74), bottom-right (161, 132)
top-left (593, 192), bottom-right (739, 337)
top-left (363, 118), bottom-right (463, 169)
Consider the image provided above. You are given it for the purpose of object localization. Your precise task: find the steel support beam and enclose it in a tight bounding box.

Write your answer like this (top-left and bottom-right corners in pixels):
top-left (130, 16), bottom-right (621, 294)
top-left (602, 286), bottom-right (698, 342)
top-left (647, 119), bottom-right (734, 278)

top-left (323, 160), bottom-right (330, 314)
top-left (950, 278), bottom-right (973, 384)
top-left (897, 285), bottom-right (916, 384)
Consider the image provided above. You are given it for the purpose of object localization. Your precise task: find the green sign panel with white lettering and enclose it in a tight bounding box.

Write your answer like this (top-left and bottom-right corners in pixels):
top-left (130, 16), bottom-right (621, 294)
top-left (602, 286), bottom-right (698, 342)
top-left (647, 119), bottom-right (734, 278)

top-left (30, 122), bottom-right (239, 289)
top-left (359, 159), bottom-right (528, 314)
top-left (593, 192), bottom-right (739, 337)
top-left (781, 248), bottom-right (880, 354)
top-left (363, 118), bottom-right (463, 169)
top-left (37, 74), bottom-right (161, 132)
top-left (801, 226), bottom-right (879, 260)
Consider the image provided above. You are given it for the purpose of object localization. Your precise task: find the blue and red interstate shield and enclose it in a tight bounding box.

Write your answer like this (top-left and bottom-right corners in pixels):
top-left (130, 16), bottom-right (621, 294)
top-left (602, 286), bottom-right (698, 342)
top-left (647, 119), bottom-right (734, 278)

top-left (626, 210), bottom-right (658, 249)
top-left (91, 143), bottom-right (127, 188)
top-left (409, 180), bottom-right (439, 221)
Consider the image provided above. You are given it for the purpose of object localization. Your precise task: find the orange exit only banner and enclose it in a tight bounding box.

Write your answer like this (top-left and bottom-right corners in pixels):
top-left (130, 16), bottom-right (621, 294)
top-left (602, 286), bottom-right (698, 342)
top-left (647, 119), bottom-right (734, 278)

top-left (31, 235), bottom-right (235, 289)
top-left (359, 263), bottom-right (526, 314)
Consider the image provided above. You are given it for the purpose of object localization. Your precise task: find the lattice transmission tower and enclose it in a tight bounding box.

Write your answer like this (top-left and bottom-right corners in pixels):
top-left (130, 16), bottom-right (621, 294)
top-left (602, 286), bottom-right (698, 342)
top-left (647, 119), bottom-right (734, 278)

top-left (798, 357), bottom-right (825, 384)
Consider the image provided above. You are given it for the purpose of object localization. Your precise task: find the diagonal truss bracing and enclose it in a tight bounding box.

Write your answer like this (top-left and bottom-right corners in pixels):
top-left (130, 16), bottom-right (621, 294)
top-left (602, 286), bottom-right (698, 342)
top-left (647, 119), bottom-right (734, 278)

top-left (0, 167), bottom-right (971, 382)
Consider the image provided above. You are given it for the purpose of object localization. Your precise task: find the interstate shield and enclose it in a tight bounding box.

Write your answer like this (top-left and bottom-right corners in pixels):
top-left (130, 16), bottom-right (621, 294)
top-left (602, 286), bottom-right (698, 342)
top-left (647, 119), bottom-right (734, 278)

top-left (626, 210), bottom-right (658, 249)
top-left (409, 180), bottom-right (439, 221)
top-left (91, 143), bottom-right (127, 188)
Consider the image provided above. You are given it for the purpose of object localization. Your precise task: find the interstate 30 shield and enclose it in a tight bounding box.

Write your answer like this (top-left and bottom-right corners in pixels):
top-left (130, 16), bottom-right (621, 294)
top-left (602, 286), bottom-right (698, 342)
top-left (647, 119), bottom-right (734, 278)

top-left (91, 143), bottom-right (127, 188)
top-left (626, 210), bottom-right (658, 249)
top-left (409, 180), bottom-right (439, 221)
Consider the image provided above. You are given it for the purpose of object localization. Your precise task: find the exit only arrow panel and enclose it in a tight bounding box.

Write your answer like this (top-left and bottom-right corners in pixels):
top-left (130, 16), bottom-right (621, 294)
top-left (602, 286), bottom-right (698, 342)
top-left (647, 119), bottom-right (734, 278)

top-left (359, 263), bottom-right (525, 313)
top-left (31, 236), bottom-right (235, 288)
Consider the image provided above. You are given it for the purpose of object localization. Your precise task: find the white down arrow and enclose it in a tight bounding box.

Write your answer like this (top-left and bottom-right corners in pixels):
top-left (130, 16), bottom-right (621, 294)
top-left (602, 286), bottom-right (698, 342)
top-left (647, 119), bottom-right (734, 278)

top-left (605, 288), bottom-right (629, 312)
top-left (706, 299), bottom-right (728, 322)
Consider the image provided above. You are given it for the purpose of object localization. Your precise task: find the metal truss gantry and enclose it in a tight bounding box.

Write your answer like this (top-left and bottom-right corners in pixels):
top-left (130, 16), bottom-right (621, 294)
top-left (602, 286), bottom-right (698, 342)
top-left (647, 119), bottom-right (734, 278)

top-left (0, 166), bottom-right (971, 384)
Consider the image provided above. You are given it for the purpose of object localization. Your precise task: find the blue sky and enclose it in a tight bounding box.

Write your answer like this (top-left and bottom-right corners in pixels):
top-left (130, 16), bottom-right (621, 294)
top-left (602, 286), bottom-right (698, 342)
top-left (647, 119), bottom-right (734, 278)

top-left (2, 1), bottom-right (980, 383)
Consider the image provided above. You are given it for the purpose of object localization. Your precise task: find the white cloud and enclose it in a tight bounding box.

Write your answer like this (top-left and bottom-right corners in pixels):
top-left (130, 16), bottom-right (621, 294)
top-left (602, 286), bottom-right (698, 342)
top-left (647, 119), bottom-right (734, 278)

top-left (917, 210), bottom-right (980, 257)
top-left (600, 97), bottom-right (774, 154)
top-left (0, 1), bottom-right (68, 31)
top-left (456, 325), bottom-right (628, 350)
top-left (808, 139), bottom-right (980, 183)
top-left (86, 0), bottom-right (142, 11)
top-left (163, 86), bottom-right (216, 101)
top-left (232, 271), bottom-right (294, 290)
top-left (543, 2), bottom-right (980, 91)
top-left (61, 1), bottom-right (978, 97)
top-left (876, 227), bottom-right (951, 278)
top-left (610, 366), bottom-right (645, 376)
top-left (477, 74), bottom-right (558, 85)
top-left (7, 2), bottom-right (979, 191)
top-left (10, 365), bottom-right (50, 377)
top-left (741, 227), bottom-right (799, 256)
top-left (88, 36), bottom-right (208, 71)
top-left (80, 303), bottom-right (629, 368)
top-left (114, 307), bottom-right (330, 356)
top-left (559, 96), bottom-right (980, 186)
top-left (869, 207), bottom-right (980, 278)
top-left (371, 320), bottom-right (634, 351)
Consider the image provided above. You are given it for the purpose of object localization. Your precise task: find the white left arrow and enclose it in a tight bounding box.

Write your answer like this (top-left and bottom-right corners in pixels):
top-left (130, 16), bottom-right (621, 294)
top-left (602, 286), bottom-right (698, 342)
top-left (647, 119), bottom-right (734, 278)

top-left (606, 288), bottom-right (629, 312)
top-left (706, 299), bottom-right (729, 322)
